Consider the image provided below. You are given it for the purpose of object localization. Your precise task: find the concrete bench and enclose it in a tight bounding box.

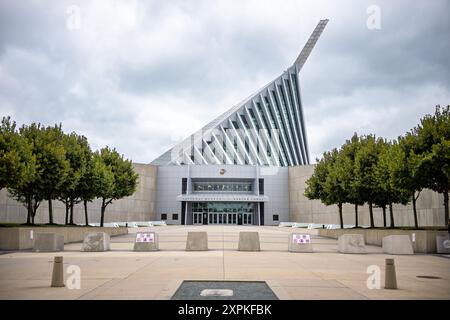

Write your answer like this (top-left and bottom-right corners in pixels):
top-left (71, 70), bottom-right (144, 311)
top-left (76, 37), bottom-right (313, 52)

top-left (382, 235), bottom-right (414, 255)
top-left (82, 232), bottom-right (110, 252)
top-left (33, 233), bottom-right (64, 252)
top-left (238, 232), bottom-right (260, 251)
top-left (134, 232), bottom-right (158, 251)
top-left (186, 232), bottom-right (208, 251)
top-left (338, 234), bottom-right (367, 254)
top-left (288, 233), bottom-right (313, 253)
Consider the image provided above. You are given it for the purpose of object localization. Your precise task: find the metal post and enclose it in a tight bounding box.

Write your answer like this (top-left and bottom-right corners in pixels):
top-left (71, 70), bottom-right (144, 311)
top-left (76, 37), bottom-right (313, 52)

top-left (384, 258), bottom-right (398, 289)
top-left (51, 256), bottom-right (65, 287)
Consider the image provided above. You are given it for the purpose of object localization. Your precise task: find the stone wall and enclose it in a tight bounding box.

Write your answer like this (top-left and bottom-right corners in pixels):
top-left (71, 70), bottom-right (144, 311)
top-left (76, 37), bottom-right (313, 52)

top-left (317, 228), bottom-right (448, 254)
top-left (289, 165), bottom-right (445, 227)
top-left (0, 226), bottom-right (128, 250)
top-left (0, 163), bottom-right (157, 224)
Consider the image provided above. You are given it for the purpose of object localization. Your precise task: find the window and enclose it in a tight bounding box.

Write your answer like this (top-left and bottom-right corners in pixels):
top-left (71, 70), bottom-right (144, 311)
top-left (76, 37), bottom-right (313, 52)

top-left (273, 214), bottom-right (279, 221)
top-left (161, 214), bottom-right (167, 220)
top-left (259, 179), bottom-right (264, 195)
top-left (172, 214), bottom-right (179, 220)
top-left (192, 181), bottom-right (253, 194)
top-left (181, 178), bottom-right (187, 194)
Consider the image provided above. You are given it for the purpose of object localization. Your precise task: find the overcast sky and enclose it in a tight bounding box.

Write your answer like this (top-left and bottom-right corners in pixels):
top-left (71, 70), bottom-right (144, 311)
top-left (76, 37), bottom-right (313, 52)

top-left (0, 0), bottom-right (449, 163)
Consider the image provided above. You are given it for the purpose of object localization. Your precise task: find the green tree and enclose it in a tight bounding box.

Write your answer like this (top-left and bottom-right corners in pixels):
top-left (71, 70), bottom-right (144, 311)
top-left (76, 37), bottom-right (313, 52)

top-left (354, 135), bottom-right (384, 228)
top-left (411, 105), bottom-right (450, 225)
top-left (58, 132), bottom-right (91, 225)
top-left (324, 149), bottom-right (353, 228)
top-left (340, 133), bottom-right (365, 227)
top-left (374, 140), bottom-right (410, 228)
top-left (97, 147), bottom-right (138, 227)
top-left (304, 152), bottom-right (332, 206)
top-left (393, 134), bottom-right (424, 228)
top-left (78, 152), bottom-right (114, 226)
top-left (8, 123), bottom-right (45, 224)
top-left (305, 149), bottom-right (349, 228)
top-left (0, 117), bottom-right (35, 191)
top-left (38, 125), bottom-right (70, 224)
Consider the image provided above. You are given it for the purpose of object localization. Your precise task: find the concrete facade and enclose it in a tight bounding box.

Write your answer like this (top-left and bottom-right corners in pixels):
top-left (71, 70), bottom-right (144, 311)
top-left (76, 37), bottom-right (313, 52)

top-left (0, 163), bottom-right (445, 227)
top-left (289, 165), bottom-right (445, 227)
top-left (156, 165), bottom-right (289, 226)
top-left (0, 163), bottom-right (157, 225)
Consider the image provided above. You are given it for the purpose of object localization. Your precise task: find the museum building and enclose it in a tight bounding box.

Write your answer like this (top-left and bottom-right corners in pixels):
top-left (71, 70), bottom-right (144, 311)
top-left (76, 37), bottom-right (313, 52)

top-left (151, 20), bottom-right (329, 226)
top-left (0, 19), bottom-right (443, 227)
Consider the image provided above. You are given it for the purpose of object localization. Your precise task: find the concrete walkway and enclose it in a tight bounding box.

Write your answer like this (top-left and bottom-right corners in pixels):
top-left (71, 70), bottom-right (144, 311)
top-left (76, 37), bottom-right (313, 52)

top-left (0, 225), bottom-right (449, 299)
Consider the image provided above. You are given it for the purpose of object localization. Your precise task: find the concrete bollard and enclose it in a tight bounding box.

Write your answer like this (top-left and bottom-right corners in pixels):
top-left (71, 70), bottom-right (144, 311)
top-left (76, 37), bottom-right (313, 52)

top-left (51, 256), bottom-right (65, 287)
top-left (238, 232), bottom-right (260, 251)
top-left (288, 233), bottom-right (313, 252)
top-left (338, 234), bottom-right (367, 254)
top-left (134, 232), bottom-right (159, 251)
top-left (186, 232), bottom-right (208, 251)
top-left (384, 258), bottom-right (397, 289)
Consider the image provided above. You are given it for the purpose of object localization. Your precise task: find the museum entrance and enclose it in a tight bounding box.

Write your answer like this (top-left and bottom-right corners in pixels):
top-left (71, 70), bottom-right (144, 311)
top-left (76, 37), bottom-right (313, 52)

top-left (191, 202), bottom-right (254, 225)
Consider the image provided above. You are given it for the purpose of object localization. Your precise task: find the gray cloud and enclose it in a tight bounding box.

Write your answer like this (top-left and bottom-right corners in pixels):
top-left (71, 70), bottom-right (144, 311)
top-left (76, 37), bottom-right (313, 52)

top-left (0, 0), bottom-right (449, 163)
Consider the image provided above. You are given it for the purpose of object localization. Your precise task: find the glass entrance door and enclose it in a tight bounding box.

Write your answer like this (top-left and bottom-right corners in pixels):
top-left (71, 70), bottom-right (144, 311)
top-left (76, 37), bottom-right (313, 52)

top-left (193, 212), bottom-right (202, 225)
top-left (243, 213), bottom-right (253, 225)
top-left (191, 202), bottom-right (254, 225)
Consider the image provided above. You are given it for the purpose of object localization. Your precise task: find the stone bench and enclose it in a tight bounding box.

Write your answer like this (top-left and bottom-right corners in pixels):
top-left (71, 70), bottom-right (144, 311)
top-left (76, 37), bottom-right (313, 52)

top-left (288, 233), bottom-right (313, 252)
top-left (82, 232), bottom-right (110, 252)
top-left (33, 233), bottom-right (64, 252)
top-left (382, 235), bottom-right (414, 255)
top-left (134, 232), bottom-right (158, 251)
top-left (238, 232), bottom-right (260, 251)
top-left (338, 234), bottom-right (367, 254)
top-left (436, 235), bottom-right (450, 254)
top-left (186, 232), bottom-right (208, 251)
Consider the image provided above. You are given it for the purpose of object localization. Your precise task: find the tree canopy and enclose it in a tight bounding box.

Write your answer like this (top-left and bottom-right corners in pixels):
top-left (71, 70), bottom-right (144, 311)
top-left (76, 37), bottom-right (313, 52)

top-left (0, 117), bottom-right (138, 225)
top-left (304, 105), bottom-right (450, 228)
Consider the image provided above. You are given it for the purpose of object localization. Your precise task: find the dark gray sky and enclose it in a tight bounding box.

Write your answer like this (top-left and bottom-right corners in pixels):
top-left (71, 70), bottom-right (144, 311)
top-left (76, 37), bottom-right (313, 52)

top-left (0, 0), bottom-right (449, 163)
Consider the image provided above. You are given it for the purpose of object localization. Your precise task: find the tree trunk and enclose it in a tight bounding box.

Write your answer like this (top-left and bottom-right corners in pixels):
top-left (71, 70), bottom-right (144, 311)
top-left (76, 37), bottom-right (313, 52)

top-left (48, 199), bottom-right (53, 224)
top-left (412, 192), bottom-right (418, 229)
top-left (31, 199), bottom-right (39, 225)
top-left (444, 190), bottom-right (449, 228)
top-left (31, 203), bottom-right (35, 225)
top-left (84, 200), bottom-right (89, 226)
top-left (338, 202), bottom-right (343, 229)
top-left (69, 198), bottom-right (74, 225)
top-left (100, 198), bottom-right (106, 227)
top-left (26, 197), bottom-right (31, 224)
top-left (369, 202), bottom-right (374, 228)
top-left (354, 204), bottom-right (359, 228)
top-left (382, 205), bottom-right (386, 227)
top-left (65, 202), bottom-right (69, 225)
top-left (389, 201), bottom-right (395, 228)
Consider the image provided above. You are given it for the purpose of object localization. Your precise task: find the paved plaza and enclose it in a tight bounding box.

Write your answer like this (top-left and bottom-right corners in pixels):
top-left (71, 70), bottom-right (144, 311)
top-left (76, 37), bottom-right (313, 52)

top-left (0, 226), bottom-right (449, 300)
